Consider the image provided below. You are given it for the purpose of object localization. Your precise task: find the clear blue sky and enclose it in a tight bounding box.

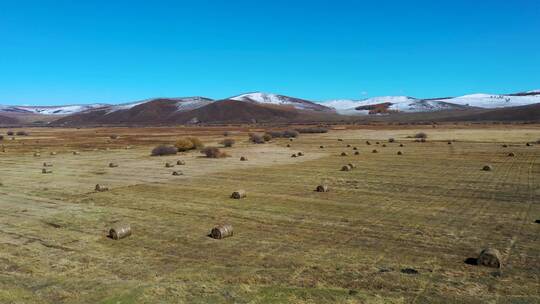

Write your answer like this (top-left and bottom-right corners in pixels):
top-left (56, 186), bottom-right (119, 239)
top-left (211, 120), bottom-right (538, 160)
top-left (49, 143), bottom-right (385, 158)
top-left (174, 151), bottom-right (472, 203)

top-left (0, 0), bottom-right (539, 105)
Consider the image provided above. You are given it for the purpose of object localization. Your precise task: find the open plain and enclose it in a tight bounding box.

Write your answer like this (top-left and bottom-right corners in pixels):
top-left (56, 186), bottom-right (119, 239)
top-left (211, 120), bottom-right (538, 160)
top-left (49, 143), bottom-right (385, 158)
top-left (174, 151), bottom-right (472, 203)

top-left (0, 125), bottom-right (539, 303)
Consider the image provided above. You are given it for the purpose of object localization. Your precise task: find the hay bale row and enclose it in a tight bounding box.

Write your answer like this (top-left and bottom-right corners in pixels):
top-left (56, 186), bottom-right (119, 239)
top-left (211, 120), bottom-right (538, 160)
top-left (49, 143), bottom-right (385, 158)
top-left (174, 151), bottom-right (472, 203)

top-left (341, 163), bottom-right (356, 171)
top-left (478, 248), bottom-right (502, 268)
top-left (231, 190), bottom-right (246, 199)
top-left (109, 223), bottom-right (131, 240)
top-left (95, 184), bottom-right (109, 192)
top-left (211, 224), bottom-right (233, 239)
top-left (316, 184), bottom-right (329, 192)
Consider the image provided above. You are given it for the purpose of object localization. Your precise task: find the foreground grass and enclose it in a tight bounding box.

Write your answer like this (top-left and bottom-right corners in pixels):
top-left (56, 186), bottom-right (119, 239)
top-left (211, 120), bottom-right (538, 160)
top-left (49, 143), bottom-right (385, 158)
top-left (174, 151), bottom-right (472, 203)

top-left (0, 126), bottom-right (539, 303)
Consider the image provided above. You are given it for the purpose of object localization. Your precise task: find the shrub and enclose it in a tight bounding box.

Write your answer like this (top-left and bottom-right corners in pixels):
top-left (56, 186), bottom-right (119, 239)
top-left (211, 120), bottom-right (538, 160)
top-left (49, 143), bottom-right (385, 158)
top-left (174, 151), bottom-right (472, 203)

top-left (175, 138), bottom-right (195, 152)
top-left (187, 137), bottom-right (204, 149)
top-left (201, 147), bottom-right (228, 158)
top-left (175, 137), bottom-right (204, 151)
top-left (151, 145), bottom-right (178, 156)
top-left (109, 134), bottom-right (119, 139)
top-left (16, 131), bottom-right (29, 136)
top-left (282, 130), bottom-right (299, 138)
top-left (296, 127), bottom-right (329, 134)
top-left (6, 131), bottom-right (14, 136)
top-left (263, 133), bottom-right (272, 142)
top-left (265, 130), bottom-right (299, 138)
top-left (220, 138), bottom-right (235, 147)
top-left (388, 138), bottom-right (395, 142)
top-left (250, 134), bottom-right (265, 144)
top-left (414, 132), bottom-right (427, 139)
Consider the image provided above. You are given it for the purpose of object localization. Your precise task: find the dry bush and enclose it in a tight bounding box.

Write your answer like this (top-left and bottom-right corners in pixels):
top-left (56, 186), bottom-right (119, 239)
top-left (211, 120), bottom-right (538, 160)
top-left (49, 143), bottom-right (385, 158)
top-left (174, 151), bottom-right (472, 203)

top-left (201, 147), bottom-right (229, 158)
top-left (151, 145), bottom-right (178, 156)
top-left (6, 131), bottom-right (14, 136)
top-left (388, 138), bottom-right (395, 142)
top-left (250, 134), bottom-right (265, 144)
top-left (414, 132), bottom-right (427, 139)
top-left (296, 127), bottom-right (328, 134)
top-left (220, 138), bottom-right (235, 147)
top-left (16, 131), bottom-right (29, 136)
top-left (187, 137), bottom-right (204, 149)
top-left (175, 138), bottom-right (195, 151)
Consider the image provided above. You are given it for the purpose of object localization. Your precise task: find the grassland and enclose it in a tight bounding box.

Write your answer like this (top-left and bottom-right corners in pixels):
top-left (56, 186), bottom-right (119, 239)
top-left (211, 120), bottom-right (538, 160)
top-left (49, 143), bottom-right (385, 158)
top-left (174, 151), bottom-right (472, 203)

top-left (0, 125), bottom-right (539, 303)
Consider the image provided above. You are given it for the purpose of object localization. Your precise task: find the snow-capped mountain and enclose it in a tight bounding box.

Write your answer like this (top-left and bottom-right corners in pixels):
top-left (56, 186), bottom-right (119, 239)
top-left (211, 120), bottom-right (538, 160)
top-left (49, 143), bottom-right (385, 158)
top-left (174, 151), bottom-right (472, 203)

top-left (103, 97), bottom-right (213, 114)
top-left (230, 92), bottom-right (332, 112)
top-left (0, 104), bottom-right (109, 115)
top-left (323, 91), bottom-right (540, 115)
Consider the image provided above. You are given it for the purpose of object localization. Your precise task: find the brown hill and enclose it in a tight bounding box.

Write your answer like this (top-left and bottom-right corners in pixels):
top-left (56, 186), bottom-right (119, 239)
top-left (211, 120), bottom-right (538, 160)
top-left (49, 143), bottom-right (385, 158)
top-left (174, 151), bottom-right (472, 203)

top-left (0, 114), bottom-right (19, 125)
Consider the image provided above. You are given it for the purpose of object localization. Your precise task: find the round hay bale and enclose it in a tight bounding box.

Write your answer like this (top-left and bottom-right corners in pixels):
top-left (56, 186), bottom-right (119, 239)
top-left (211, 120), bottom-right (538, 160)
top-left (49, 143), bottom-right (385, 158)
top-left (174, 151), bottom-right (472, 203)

top-left (50, 152), bottom-right (57, 155)
top-left (109, 162), bottom-right (118, 168)
top-left (109, 223), bottom-right (131, 240)
top-left (286, 144), bottom-right (291, 147)
top-left (447, 141), bottom-right (452, 145)
top-left (319, 145), bottom-right (324, 149)
top-left (482, 165), bottom-right (493, 171)
top-left (376, 142), bottom-right (380, 145)
top-left (165, 162), bottom-right (174, 168)
top-left (316, 184), bottom-right (329, 192)
top-left (388, 138), bottom-right (395, 143)
top-left (73, 151), bottom-right (80, 155)
top-left (43, 162), bottom-right (53, 167)
top-left (341, 165), bottom-right (351, 171)
top-left (211, 224), bottom-right (233, 239)
top-left (382, 144), bottom-right (387, 147)
top-left (231, 190), bottom-right (246, 199)
top-left (526, 142), bottom-right (531, 146)
top-left (297, 152), bottom-right (304, 156)
top-left (240, 156), bottom-right (248, 161)
top-left (478, 248), bottom-right (502, 268)
top-left (372, 149), bottom-right (378, 153)
top-left (338, 139), bottom-right (343, 142)
top-left (354, 151), bottom-right (360, 155)
top-left (397, 151), bottom-right (402, 155)
top-left (34, 153), bottom-right (41, 157)
top-left (502, 144), bottom-right (508, 148)
top-left (176, 160), bottom-right (186, 165)
top-left (353, 147), bottom-right (358, 150)
top-left (41, 168), bottom-right (52, 174)
top-left (291, 153), bottom-right (297, 158)
top-left (348, 163), bottom-right (356, 169)
top-left (399, 144), bottom-right (404, 147)
top-left (366, 141), bottom-right (371, 145)
top-left (508, 152), bottom-right (515, 157)
top-left (95, 184), bottom-right (109, 192)
top-left (346, 144), bottom-right (351, 147)
top-left (172, 170), bottom-right (183, 176)
top-left (340, 152), bottom-right (348, 156)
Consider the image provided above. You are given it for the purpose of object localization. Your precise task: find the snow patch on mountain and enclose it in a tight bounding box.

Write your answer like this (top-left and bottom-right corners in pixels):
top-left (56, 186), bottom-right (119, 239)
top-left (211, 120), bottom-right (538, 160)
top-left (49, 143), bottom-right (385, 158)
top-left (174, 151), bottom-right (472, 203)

top-left (0, 104), bottom-right (108, 115)
top-left (432, 93), bottom-right (540, 109)
top-left (231, 92), bottom-right (330, 111)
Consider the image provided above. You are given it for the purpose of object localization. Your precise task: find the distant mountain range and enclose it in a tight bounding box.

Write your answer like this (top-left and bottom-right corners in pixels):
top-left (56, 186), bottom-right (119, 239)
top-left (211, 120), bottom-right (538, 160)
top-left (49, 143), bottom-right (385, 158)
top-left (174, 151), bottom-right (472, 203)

top-left (1, 90), bottom-right (539, 125)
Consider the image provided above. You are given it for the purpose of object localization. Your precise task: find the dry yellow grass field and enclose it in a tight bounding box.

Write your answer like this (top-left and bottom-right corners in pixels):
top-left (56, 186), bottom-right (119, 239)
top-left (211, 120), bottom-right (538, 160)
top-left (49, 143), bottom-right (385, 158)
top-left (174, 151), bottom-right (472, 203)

top-left (0, 125), bottom-right (539, 303)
